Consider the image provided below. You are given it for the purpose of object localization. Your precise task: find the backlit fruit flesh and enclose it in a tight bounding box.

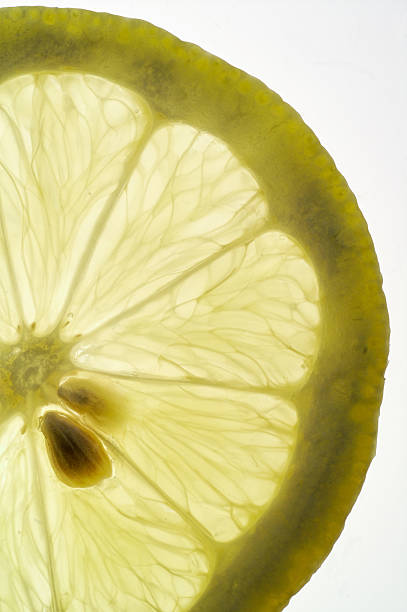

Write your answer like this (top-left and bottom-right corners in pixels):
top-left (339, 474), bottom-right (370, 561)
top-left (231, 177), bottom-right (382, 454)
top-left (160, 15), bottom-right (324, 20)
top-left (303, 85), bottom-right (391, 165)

top-left (0, 7), bottom-right (388, 612)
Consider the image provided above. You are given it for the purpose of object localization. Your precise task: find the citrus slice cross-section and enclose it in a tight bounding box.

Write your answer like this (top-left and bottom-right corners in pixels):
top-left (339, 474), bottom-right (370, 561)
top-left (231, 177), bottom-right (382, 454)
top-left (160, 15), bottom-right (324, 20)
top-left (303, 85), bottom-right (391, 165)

top-left (0, 7), bottom-right (389, 612)
top-left (0, 69), bottom-right (306, 611)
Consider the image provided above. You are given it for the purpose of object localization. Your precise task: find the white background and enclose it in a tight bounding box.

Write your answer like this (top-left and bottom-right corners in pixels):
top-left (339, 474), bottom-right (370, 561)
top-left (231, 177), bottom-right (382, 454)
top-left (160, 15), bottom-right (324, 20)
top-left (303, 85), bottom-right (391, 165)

top-left (1, 1), bottom-right (406, 610)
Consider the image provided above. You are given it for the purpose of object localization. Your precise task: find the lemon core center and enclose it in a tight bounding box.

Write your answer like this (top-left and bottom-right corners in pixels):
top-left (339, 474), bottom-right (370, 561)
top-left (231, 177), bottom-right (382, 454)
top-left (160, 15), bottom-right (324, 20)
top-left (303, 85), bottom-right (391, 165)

top-left (0, 330), bottom-right (70, 413)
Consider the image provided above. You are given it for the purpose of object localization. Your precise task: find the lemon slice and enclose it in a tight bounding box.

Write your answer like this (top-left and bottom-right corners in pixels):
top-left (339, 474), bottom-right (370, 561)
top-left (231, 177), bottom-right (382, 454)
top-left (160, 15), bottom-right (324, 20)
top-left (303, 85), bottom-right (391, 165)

top-left (0, 7), bottom-right (389, 612)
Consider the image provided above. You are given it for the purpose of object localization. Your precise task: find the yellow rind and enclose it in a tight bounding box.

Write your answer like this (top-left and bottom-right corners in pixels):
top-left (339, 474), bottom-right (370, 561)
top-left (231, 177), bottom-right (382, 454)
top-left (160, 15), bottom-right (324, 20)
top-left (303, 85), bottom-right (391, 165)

top-left (0, 6), bottom-right (389, 611)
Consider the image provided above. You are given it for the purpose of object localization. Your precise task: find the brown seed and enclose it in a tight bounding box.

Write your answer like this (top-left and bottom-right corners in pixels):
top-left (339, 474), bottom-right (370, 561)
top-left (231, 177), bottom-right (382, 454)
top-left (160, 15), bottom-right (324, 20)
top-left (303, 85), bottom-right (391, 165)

top-left (40, 410), bottom-right (112, 488)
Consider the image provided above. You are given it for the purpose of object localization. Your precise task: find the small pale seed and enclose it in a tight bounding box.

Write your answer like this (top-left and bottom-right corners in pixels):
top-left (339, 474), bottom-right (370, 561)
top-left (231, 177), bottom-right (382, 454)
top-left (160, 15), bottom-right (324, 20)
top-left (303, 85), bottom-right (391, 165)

top-left (58, 375), bottom-right (128, 429)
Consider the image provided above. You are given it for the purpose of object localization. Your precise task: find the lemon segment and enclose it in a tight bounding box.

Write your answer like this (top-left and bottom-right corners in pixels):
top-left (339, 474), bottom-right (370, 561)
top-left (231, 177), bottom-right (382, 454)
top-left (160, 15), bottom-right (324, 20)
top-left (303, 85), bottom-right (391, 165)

top-left (72, 231), bottom-right (319, 388)
top-left (0, 73), bottom-right (152, 337)
top-left (61, 122), bottom-right (268, 341)
top-left (57, 372), bottom-right (298, 543)
top-left (34, 423), bottom-right (213, 612)
top-left (0, 418), bottom-right (212, 611)
top-left (0, 418), bottom-right (54, 611)
top-left (0, 237), bottom-right (20, 344)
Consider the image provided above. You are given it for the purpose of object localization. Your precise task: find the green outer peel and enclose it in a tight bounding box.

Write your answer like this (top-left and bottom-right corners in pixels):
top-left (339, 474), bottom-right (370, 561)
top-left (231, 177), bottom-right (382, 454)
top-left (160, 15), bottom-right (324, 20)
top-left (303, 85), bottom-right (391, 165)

top-left (0, 6), bottom-right (389, 611)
